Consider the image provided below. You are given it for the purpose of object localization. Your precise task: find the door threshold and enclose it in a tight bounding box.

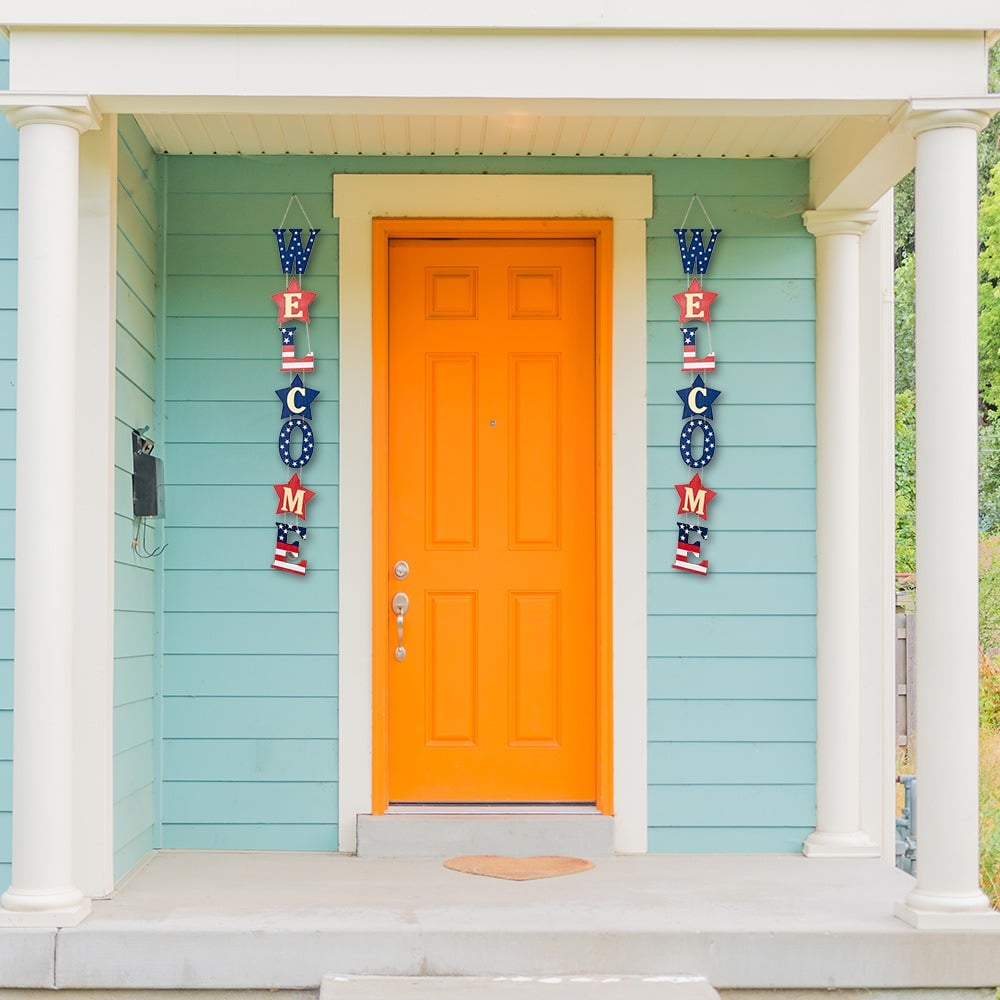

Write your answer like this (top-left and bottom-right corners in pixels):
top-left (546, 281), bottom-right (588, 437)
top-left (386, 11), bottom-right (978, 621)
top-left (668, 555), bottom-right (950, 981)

top-left (387, 803), bottom-right (600, 816)
top-left (357, 811), bottom-right (614, 858)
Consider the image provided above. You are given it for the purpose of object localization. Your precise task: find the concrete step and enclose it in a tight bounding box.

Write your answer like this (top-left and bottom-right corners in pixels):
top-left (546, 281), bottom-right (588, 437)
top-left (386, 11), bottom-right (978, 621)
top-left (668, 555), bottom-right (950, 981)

top-left (321, 976), bottom-right (719, 1000)
top-left (355, 814), bottom-right (615, 858)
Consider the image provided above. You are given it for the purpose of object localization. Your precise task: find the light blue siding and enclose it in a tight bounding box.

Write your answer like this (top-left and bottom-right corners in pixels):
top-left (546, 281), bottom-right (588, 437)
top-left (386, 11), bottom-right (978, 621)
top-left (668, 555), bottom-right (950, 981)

top-left (0, 39), bottom-right (14, 894)
top-left (0, 129), bottom-right (817, 874)
top-left (159, 154), bottom-right (815, 856)
top-left (161, 161), bottom-right (340, 851)
top-left (643, 159), bottom-right (815, 853)
top-left (113, 115), bottom-right (161, 880)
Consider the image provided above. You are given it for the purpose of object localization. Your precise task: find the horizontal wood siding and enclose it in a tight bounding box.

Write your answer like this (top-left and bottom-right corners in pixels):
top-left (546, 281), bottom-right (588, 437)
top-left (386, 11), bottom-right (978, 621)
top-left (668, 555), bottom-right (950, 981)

top-left (644, 159), bottom-right (816, 852)
top-left (161, 159), bottom-right (339, 850)
top-left (0, 40), bottom-right (14, 894)
top-left (161, 154), bottom-right (814, 854)
top-left (114, 116), bottom-right (160, 880)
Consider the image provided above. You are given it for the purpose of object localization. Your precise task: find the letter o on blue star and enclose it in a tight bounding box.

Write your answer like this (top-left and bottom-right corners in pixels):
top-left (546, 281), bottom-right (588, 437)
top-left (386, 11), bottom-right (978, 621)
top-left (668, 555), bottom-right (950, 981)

top-left (278, 418), bottom-right (316, 469)
top-left (679, 417), bottom-right (717, 469)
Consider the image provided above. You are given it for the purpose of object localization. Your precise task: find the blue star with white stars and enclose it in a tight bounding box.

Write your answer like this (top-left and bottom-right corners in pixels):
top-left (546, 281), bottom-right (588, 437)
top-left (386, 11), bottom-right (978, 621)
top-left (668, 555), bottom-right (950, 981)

top-left (275, 373), bottom-right (320, 420)
top-left (676, 374), bottom-right (722, 420)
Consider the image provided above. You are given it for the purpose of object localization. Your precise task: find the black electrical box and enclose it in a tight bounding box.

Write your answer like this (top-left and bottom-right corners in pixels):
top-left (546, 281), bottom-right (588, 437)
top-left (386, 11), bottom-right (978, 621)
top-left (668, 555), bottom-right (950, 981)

top-left (131, 431), bottom-right (165, 518)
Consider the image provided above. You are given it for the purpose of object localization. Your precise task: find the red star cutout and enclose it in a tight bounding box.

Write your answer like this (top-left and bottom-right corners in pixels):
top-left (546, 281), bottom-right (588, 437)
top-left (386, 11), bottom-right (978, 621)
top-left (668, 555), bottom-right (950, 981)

top-left (672, 278), bottom-right (718, 324)
top-left (274, 472), bottom-right (317, 520)
top-left (272, 277), bottom-right (317, 325)
top-left (674, 472), bottom-right (718, 520)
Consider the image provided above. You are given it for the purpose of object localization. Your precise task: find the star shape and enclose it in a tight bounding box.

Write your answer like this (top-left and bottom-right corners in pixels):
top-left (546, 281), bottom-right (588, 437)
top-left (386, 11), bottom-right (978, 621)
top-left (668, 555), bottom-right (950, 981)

top-left (272, 277), bottom-right (317, 325)
top-left (672, 278), bottom-right (718, 324)
top-left (674, 472), bottom-right (718, 520)
top-left (676, 374), bottom-right (722, 420)
top-left (275, 374), bottom-right (320, 420)
top-left (274, 472), bottom-right (318, 520)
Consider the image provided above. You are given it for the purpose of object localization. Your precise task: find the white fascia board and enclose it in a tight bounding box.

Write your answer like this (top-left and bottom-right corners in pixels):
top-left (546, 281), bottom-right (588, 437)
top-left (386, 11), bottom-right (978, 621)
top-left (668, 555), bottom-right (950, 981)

top-left (907, 96), bottom-right (1000, 113)
top-left (7, 30), bottom-right (991, 107)
top-left (810, 117), bottom-right (917, 211)
top-left (1, 0), bottom-right (999, 31)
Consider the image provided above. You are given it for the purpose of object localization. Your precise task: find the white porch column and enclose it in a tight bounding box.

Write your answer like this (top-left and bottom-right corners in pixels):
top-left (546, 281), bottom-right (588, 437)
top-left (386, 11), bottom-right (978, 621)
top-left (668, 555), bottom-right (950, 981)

top-left (897, 108), bottom-right (998, 928)
top-left (802, 208), bottom-right (880, 859)
top-left (0, 100), bottom-right (99, 925)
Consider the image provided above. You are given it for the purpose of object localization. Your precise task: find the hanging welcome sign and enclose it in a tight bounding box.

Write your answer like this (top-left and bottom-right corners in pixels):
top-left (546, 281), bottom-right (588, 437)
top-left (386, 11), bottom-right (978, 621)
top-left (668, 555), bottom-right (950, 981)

top-left (269, 195), bottom-right (320, 576)
top-left (672, 195), bottom-right (723, 576)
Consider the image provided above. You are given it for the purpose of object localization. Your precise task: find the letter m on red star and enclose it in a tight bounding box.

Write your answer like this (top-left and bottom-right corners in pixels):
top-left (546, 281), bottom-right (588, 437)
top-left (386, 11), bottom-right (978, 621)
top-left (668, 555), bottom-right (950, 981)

top-left (274, 473), bottom-right (317, 520)
top-left (674, 472), bottom-right (717, 520)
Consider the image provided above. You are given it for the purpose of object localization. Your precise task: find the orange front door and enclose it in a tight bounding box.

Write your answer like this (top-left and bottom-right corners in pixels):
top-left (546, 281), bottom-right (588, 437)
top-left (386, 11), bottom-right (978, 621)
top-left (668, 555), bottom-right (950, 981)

top-left (385, 235), bottom-right (598, 803)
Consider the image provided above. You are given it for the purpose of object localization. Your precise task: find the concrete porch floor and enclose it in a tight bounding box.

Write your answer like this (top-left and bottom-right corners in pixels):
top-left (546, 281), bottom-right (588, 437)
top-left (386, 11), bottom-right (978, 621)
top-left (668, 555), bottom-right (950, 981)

top-left (2, 851), bottom-right (1000, 992)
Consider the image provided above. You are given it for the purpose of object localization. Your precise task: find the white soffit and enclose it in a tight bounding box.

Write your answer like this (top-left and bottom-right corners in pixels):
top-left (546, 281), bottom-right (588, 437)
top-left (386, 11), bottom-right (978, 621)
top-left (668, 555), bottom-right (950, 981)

top-left (132, 111), bottom-right (846, 158)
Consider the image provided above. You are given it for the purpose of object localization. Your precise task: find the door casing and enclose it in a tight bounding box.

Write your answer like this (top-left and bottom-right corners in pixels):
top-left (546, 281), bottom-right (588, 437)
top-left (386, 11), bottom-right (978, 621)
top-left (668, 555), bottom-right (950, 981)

top-left (371, 217), bottom-right (614, 815)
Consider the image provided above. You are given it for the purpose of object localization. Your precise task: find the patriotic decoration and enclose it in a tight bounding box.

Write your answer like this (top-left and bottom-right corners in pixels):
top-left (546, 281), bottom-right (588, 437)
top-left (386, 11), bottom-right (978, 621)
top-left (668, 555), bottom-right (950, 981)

top-left (273, 228), bottom-right (320, 275)
top-left (674, 472), bottom-right (718, 520)
top-left (272, 521), bottom-right (308, 574)
top-left (272, 277), bottom-right (317, 325)
top-left (673, 278), bottom-right (718, 324)
top-left (671, 200), bottom-right (724, 575)
top-left (280, 327), bottom-right (315, 373)
top-left (274, 472), bottom-right (317, 520)
top-left (278, 418), bottom-right (316, 470)
top-left (674, 227), bottom-right (722, 275)
top-left (679, 417), bottom-right (717, 469)
top-left (676, 374), bottom-right (722, 421)
top-left (269, 198), bottom-right (321, 575)
top-left (275, 373), bottom-right (320, 420)
top-left (673, 522), bottom-right (709, 575)
top-left (680, 327), bottom-right (716, 373)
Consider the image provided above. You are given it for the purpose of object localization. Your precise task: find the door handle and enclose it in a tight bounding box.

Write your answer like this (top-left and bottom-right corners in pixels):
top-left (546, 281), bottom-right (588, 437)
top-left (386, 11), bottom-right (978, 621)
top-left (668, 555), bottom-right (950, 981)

top-left (392, 592), bottom-right (409, 661)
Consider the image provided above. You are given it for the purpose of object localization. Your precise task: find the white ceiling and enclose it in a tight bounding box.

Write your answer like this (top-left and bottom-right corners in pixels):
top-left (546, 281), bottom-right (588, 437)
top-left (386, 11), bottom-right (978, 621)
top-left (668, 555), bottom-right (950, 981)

top-left (133, 111), bottom-right (846, 159)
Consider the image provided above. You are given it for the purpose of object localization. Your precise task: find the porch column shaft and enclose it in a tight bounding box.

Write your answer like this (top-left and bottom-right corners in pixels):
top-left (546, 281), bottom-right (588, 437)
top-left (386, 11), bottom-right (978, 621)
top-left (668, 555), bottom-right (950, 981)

top-left (897, 109), bottom-right (994, 926)
top-left (802, 209), bottom-right (879, 858)
top-left (1, 105), bottom-right (96, 919)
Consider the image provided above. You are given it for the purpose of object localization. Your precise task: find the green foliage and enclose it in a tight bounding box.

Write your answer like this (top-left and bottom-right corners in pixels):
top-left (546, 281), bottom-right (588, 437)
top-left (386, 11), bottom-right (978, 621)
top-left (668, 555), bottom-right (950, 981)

top-left (895, 390), bottom-right (916, 574)
top-left (894, 171), bottom-right (915, 266)
top-left (983, 650), bottom-right (1000, 731)
top-left (982, 421), bottom-right (1000, 534)
top-left (981, 733), bottom-right (1000, 906)
top-left (982, 162), bottom-right (1000, 419)
top-left (894, 254), bottom-right (915, 395)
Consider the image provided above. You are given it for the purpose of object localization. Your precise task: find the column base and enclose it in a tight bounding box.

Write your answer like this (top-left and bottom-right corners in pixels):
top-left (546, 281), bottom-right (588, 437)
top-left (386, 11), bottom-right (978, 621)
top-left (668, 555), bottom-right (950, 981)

top-left (0, 886), bottom-right (92, 927)
top-left (896, 891), bottom-right (1000, 929)
top-left (802, 830), bottom-right (880, 858)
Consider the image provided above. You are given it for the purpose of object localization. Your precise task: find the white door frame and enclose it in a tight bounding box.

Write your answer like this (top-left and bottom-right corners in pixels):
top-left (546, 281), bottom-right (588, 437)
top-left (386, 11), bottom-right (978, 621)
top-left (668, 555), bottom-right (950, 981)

top-left (333, 174), bottom-right (652, 853)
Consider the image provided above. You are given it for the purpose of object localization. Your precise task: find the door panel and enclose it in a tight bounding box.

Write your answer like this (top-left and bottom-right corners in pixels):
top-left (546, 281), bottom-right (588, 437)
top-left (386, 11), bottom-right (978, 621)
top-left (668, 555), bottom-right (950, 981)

top-left (386, 237), bottom-right (597, 803)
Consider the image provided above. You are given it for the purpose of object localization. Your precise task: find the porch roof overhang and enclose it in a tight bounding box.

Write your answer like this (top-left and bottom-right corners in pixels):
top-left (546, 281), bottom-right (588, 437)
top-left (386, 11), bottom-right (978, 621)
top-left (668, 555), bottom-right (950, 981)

top-left (2, 20), bottom-right (998, 211)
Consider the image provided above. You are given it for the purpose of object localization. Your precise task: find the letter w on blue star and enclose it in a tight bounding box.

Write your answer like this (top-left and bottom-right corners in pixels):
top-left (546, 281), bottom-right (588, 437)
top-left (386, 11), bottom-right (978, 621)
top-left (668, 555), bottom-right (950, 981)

top-left (274, 228), bottom-right (320, 275)
top-left (674, 228), bottom-right (722, 275)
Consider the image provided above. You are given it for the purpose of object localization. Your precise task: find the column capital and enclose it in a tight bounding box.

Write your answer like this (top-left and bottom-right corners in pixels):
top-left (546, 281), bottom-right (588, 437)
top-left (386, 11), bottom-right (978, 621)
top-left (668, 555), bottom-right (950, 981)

top-left (904, 108), bottom-right (992, 138)
top-left (802, 209), bottom-right (878, 239)
top-left (0, 94), bottom-right (101, 133)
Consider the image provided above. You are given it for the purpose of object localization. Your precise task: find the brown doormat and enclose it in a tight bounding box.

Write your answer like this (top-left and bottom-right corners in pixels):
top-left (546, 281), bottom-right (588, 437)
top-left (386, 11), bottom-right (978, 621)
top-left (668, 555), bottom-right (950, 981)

top-left (443, 855), bottom-right (594, 880)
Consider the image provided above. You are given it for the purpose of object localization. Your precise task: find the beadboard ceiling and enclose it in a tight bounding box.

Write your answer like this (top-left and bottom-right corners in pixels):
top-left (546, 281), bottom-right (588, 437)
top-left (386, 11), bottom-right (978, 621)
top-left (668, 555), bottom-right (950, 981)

top-left (133, 111), bottom-right (845, 159)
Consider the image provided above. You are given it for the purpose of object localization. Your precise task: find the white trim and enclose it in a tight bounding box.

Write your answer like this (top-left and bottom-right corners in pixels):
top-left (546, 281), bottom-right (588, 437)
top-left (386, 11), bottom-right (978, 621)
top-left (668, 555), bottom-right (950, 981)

top-left (72, 118), bottom-right (119, 897)
top-left (333, 174), bottom-right (652, 854)
top-left (857, 191), bottom-right (896, 862)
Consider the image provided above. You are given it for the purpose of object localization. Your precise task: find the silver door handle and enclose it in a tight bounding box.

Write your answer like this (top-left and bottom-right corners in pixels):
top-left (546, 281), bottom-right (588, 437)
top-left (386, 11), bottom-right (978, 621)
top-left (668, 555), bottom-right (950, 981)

top-left (392, 592), bottom-right (409, 660)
